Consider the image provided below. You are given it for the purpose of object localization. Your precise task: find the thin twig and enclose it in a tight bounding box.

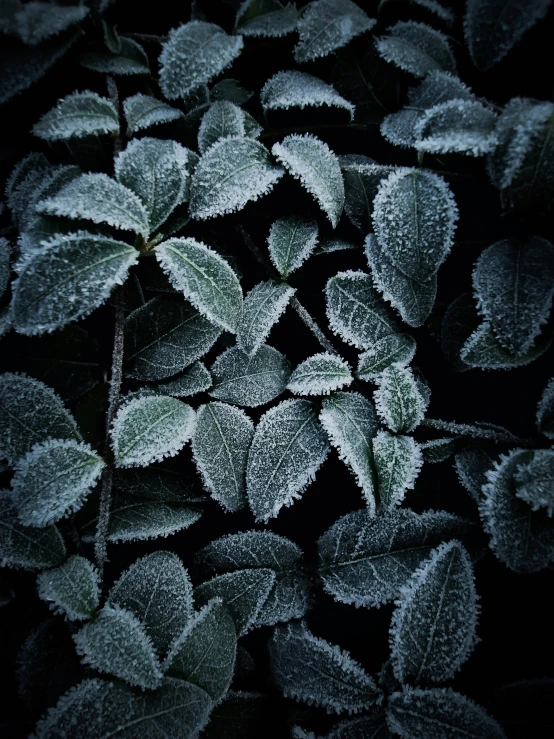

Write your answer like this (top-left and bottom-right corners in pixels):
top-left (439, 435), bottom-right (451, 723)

top-left (106, 76), bottom-right (123, 157)
top-left (125, 32), bottom-right (167, 43)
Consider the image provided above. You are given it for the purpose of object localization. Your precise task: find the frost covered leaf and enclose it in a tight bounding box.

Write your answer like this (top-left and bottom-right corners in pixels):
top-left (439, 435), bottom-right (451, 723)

top-left (460, 321), bottom-right (552, 369)
top-left (124, 296), bottom-right (221, 381)
top-left (387, 688), bottom-right (507, 739)
top-left (12, 440), bottom-right (103, 527)
top-left (236, 0), bottom-right (300, 37)
top-left (455, 448), bottom-right (496, 502)
top-left (267, 216), bottom-right (318, 278)
top-left (0, 373), bottom-right (80, 465)
top-left (237, 280), bottom-right (295, 357)
top-left (156, 237), bottom-right (243, 333)
top-left (198, 101), bottom-right (251, 154)
top-left (537, 377), bottom-right (554, 439)
top-left (0, 238), bottom-right (10, 299)
top-left (32, 91), bottom-right (119, 141)
top-left (32, 677), bottom-right (212, 739)
top-left (5, 152), bottom-right (50, 220)
top-left (481, 450), bottom-right (554, 572)
top-left (0, 491), bottom-right (65, 570)
top-left (4, 2), bottom-right (88, 46)
top-left (11, 231), bottom-right (138, 336)
top-left (160, 21), bottom-right (243, 99)
top-left (372, 168), bottom-right (458, 281)
top-left (210, 78), bottom-right (253, 105)
top-left (472, 237), bottom-right (554, 356)
top-left (73, 605), bottom-right (163, 690)
top-left (375, 21), bottom-right (456, 77)
top-left (196, 569), bottom-right (276, 636)
top-left (424, 418), bottom-right (516, 443)
top-left (294, 0), bottom-right (376, 63)
top-left (80, 38), bottom-right (150, 76)
top-left (272, 134), bottom-right (344, 227)
top-left (165, 598), bottom-right (236, 701)
top-left (261, 71), bottom-right (354, 118)
top-left (192, 402), bottom-right (254, 512)
top-left (153, 362), bottom-right (212, 398)
top-left (325, 271), bottom-right (400, 350)
top-left (209, 344), bottom-right (290, 407)
top-left (114, 138), bottom-right (190, 233)
top-left (373, 431), bottom-right (423, 509)
top-left (465, 0), bottom-right (551, 71)
top-left (107, 551), bottom-right (193, 655)
top-left (112, 395), bottom-right (195, 468)
top-left (515, 449), bottom-right (554, 517)
top-left (269, 622), bottom-right (381, 714)
top-left (374, 365), bottom-right (427, 433)
top-left (414, 100), bottom-right (498, 156)
top-left (390, 541), bottom-right (478, 685)
top-left (123, 93), bottom-right (184, 135)
top-left (319, 392), bottom-right (379, 511)
top-left (113, 464), bottom-right (203, 503)
top-left (37, 556), bottom-right (100, 621)
top-left (288, 353), bottom-right (353, 396)
top-left (246, 398), bottom-right (329, 522)
top-left (340, 156), bottom-right (394, 232)
top-left (357, 334), bottom-right (416, 380)
top-left (37, 173), bottom-right (149, 238)
top-left (190, 137), bottom-right (283, 220)
top-left (14, 163), bottom-right (81, 235)
top-left (196, 531), bottom-right (311, 627)
top-left (318, 508), bottom-right (474, 609)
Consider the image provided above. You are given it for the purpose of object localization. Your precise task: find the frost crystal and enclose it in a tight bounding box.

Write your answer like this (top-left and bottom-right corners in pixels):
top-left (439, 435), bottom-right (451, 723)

top-left (12, 439), bottom-right (104, 527)
top-left (375, 21), bottom-right (456, 78)
top-left (288, 353), bottom-right (353, 396)
top-left (414, 99), bottom-right (498, 156)
top-left (159, 21), bottom-right (244, 100)
top-left (32, 91), bottom-right (118, 141)
top-left (111, 395), bottom-right (195, 468)
top-left (269, 622), bottom-right (381, 714)
top-left (237, 280), bottom-right (295, 356)
top-left (272, 134), bottom-right (344, 227)
top-left (236, 1), bottom-right (300, 37)
top-left (267, 216), bottom-right (318, 278)
top-left (537, 376), bottom-right (554, 439)
top-left (294, 0), bottom-right (376, 63)
top-left (37, 556), bottom-right (100, 621)
top-left (373, 431), bottom-right (423, 509)
top-left (209, 344), bottom-right (291, 407)
top-left (319, 392), bottom-right (379, 512)
top-left (192, 402), bottom-right (254, 512)
top-left (515, 449), bottom-right (554, 517)
top-left (198, 101), bottom-right (252, 154)
top-left (190, 137), bottom-right (284, 220)
top-left (123, 93), bottom-right (184, 135)
top-left (374, 365), bottom-right (427, 433)
top-left (261, 71), bottom-right (354, 118)
top-left (246, 398), bottom-right (329, 522)
top-left (357, 334), bottom-right (416, 380)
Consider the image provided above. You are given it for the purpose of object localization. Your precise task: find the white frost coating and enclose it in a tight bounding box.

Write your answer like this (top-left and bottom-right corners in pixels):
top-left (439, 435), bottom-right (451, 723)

top-left (272, 134), bottom-right (344, 227)
top-left (374, 364), bottom-right (427, 434)
top-left (460, 321), bottom-right (551, 370)
top-left (37, 555), bottom-right (100, 621)
top-left (268, 216), bottom-right (318, 278)
top-left (375, 21), bottom-right (456, 78)
top-left (111, 395), bottom-right (195, 468)
top-left (11, 231), bottom-right (139, 336)
top-left (537, 376), bottom-right (554, 439)
top-left (236, 1), bottom-right (299, 38)
top-left (237, 280), bottom-right (295, 356)
top-left (11, 439), bottom-right (104, 527)
top-left (5, 152), bottom-right (50, 223)
top-left (261, 71), bottom-right (354, 118)
top-left (319, 392), bottom-right (379, 512)
top-left (189, 137), bottom-right (284, 220)
top-left (294, 0), bottom-right (376, 63)
top-left (246, 398), bottom-right (330, 522)
top-left (414, 99), bottom-right (498, 156)
top-left (123, 93), bottom-right (184, 135)
top-left (36, 173), bottom-right (149, 238)
top-left (287, 353), bottom-right (353, 396)
top-left (373, 430), bottom-right (423, 509)
top-left (268, 621), bottom-right (381, 714)
top-left (198, 101), bottom-right (247, 154)
top-left (152, 361), bottom-right (212, 398)
top-left (155, 237), bottom-right (243, 333)
top-left (159, 21), bottom-right (244, 100)
top-left (32, 91), bottom-right (119, 141)
top-left (357, 334), bottom-right (416, 380)
top-left (515, 449), bottom-right (554, 517)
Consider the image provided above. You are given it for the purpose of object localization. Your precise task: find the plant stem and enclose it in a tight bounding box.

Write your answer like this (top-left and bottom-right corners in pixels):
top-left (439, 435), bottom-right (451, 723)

top-left (125, 32), bottom-right (167, 43)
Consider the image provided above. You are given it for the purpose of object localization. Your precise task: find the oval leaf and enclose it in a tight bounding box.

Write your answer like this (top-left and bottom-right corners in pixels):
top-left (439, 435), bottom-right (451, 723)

top-left (261, 70), bottom-right (354, 118)
top-left (32, 91), bottom-right (119, 141)
top-left (374, 365), bottom-right (427, 433)
top-left (268, 216), bottom-right (319, 278)
top-left (37, 555), bottom-right (100, 621)
top-left (198, 100), bottom-right (249, 154)
top-left (357, 334), bottom-right (416, 380)
top-left (123, 93), bottom-right (184, 135)
top-left (287, 353), bottom-right (353, 396)
top-left (237, 280), bottom-right (295, 356)
top-left (375, 21), bottom-right (456, 77)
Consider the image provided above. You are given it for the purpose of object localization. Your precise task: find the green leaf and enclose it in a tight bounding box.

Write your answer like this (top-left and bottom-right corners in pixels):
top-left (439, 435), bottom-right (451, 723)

top-left (80, 37), bottom-right (150, 76)
top-left (112, 395), bottom-right (195, 468)
top-left (537, 376), bottom-right (554, 439)
top-left (164, 598), bottom-right (236, 701)
top-left (272, 134), bottom-right (345, 227)
top-left (12, 439), bottom-right (104, 527)
top-left (373, 431), bottom-right (423, 509)
top-left (357, 334), bottom-right (416, 380)
top-left (374, 365), bottom-right (427, 433)
top-left (460, 321), bottom-right (552, 369)
top-left (236, 0), bottom-right (300, 37)
top-left (190, 137), bottom-right (284, 220)
top-left (261, 71), bottom-right (354, 118)
top-left (32, 91), bottom-right (119, 141)
top-left (209, 344), bottom-right (291, 407)
top-left (267, 216), bottom-right (318, 278)
top-left (375, 21), bottom-right (456, 77)
top-left (0, 491), bottom-right (65, 570)
top-left (237, 280), bottom-right (295, 356)
top-left (198, 101), bottom-right (252, 154)
top-left (269, 622), bottom-right (381, 713)
top-left (414, 100), bottom-right (498, 156)
top-left (107, 551), bottom-right (194, 655)
top-left (11, 231), bottom-right (138, 337)
top-left (325, 271), bottom-right (400, 350)
top-left (159, 21), bottom-right (244, 99)
top-left (124, 296), bottom-right (221, 381)
top-left (455, 448), bottom-right (496, 502)
top-left (288, 353), bottom-right (353, 396)
top-left (37, 556), bottom-right (100, 621)
top-left (246, 398), bottom-right (329, 522)
top-left (152, 362), bottom-right (212, 398)
top-left (340, 156), bottom-right (394, 232)
top-left (0, 373), bottom-right (80, 465)
top-left (318, 508), bottom-right (475, 609)
top-left (123, 93), bottom-right (184, 135)
top-left (319, 392), bottom-right (379, 512)
top-left (515, 449), bottom-right (554, 517)
top-left (156, 237), bottom-right (243, 333)
top-left (33, 678), bottom-right (212, 739)
top-left (192, 402), bottom-right (254, 512)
